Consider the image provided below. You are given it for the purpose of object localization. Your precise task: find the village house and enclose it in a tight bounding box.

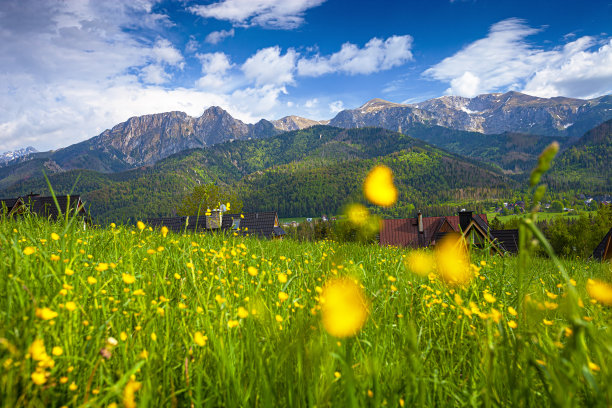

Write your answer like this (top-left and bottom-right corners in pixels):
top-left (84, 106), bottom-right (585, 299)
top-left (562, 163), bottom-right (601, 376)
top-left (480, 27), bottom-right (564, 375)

top-left (592, 227), bottom-right (612, 261)
top-left (379, 210), bottom-right (519, 254)
top-left (0, 193), bottom-right (89, 223)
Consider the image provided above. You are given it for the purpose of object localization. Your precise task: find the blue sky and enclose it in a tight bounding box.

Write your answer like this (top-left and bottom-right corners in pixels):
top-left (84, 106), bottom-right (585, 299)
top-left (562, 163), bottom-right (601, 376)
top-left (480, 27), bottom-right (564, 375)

top-left (1, 0), bottom-right (611, 151)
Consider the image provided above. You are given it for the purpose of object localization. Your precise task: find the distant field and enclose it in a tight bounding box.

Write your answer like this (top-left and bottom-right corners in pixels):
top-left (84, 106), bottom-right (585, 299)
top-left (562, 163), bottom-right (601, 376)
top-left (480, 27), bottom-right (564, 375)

top-left (1, 215), bottom-right (611, 406)
top-left (486, 210), bottom-right (595, 223)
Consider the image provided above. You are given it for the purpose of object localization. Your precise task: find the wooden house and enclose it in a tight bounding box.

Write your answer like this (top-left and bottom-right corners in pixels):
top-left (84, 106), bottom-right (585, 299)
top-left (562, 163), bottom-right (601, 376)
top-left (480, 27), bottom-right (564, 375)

top-left (380, 210), bottom-right (518, 254)
top-left (592, 227), bottom-right (612, 261)
top-left (0, 194), bottom-right (89, 222)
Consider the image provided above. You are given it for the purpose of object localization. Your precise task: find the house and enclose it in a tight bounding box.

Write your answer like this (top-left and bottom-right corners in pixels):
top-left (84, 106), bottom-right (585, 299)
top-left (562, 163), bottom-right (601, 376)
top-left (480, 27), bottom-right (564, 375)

top-left (379, 210), bottom-right (518, 254)
top-left (147, 211), bottom-right (286, 239)
top-left (592, 227), bottom-right (612, 261)
top-left (0, 194), bottom-right (89, 222)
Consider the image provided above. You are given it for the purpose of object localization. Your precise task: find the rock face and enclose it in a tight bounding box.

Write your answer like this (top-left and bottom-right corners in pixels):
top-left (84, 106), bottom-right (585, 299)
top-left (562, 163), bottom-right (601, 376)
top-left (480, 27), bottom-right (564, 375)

top-left (0, 146), bottom-right (37, 166)
top-left (272, 115), bottom-right (329, 131)
top-left (329, 92), bottom-right (612, 137)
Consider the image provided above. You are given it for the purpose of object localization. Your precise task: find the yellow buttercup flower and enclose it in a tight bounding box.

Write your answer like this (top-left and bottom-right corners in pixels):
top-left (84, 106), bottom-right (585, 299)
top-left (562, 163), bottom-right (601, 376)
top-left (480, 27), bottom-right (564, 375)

top-left (278, 292), bottom-right (289, 301)
top-left (65, 301), bottom-right (77, 312)
top-left (237, 306), bottom-right (249, 318)
top-left (278, 273), bottom-right (288, 283)
top-left (483, 292), bottom-right (496, 303)
top-left (586, 279), bottom-right (612, 306)
top-left (23, 246), bottom-right (36, 255)
top-left (52, 346), bottom-right (63, 356)
top-left (28, 339), bottom-right (48, 361)
top-left (36, 307), bottom-right (58, 320)
top-left (31, 370), bottom-right (47, 385)
top-left (122, 273), bottom-right (136, 284)
top-left (363, 165), bottom-right (397, 207)
top-left (320, 277), bottom-right (370, 338)
top-left (161, 226), bottom-right (169, 238)
top-left (123, 379), bottom-right (142, 408)
top-left (247, 266), bottom-right (258, 277)
top-left (434, 233), bottom-right (471, 287)
top-left (87, 276), bottom-right (97, 285)
top-left (194, 331), bottom-right (208, 346)
top-left (137, 221), bottom-right (145, 231)
top-left (404, 250), bottom-right (434, 277)
top-left (95, 263), bottom-right (108, 272)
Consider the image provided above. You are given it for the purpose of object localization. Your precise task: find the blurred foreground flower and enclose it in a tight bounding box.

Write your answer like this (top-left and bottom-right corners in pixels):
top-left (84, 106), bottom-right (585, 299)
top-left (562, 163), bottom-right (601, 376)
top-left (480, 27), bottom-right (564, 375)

top-left (363, 165), bottom-right (397, 207)
top-left (435, 233), bottom-right (471, 287)
top-left (320, 277), bottom-right (370, 338)
top-left (586, 279), bottom-right (612, 306)
top-left (123, 379), bottom-right (142, 408)
top-left (35, 307), bottom-right (58, 320)
top-left (405, 250), bottom-right (434, 277)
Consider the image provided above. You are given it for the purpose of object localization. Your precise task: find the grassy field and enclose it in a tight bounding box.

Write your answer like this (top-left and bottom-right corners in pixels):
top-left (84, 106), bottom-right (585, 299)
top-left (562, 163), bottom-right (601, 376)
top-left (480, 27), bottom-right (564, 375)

top-left (1, 214), bottom-right (611, 407)
top-left (487, 210), bottom-right (595, 224)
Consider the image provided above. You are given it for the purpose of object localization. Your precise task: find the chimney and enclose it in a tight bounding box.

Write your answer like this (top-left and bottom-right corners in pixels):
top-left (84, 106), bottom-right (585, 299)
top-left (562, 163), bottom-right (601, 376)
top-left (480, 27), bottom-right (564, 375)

top-left (459, 210), bottom-right (472, 232)
top-left (417, 211), bottom-right (423, 234)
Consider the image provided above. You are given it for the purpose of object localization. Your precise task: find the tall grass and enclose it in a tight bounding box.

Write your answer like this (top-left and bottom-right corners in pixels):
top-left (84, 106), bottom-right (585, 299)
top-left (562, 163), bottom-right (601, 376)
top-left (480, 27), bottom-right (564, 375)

top-left (1, 212), bottom-right (611, 407)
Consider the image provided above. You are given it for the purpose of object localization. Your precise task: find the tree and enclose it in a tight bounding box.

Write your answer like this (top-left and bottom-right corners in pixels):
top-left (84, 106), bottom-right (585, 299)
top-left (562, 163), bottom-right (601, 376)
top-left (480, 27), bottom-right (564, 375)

top-left (550, 200), bottom-right (564, 213)
top-left (177, 184), bottom-right (243, 216)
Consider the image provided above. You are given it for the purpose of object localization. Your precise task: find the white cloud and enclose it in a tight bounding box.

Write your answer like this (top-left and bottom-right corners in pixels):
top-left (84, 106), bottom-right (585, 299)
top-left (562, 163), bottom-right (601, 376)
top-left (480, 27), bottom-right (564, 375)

top-left (297, 35), bottom-right (413, 76)
top-left (151, 38), bottom-right (185, 68)
top-left (242, 46), bottom-right (297, 86)
top-left (329, 100), bottom-right (344, 113)
top-left (304, 98), bottom-right (318, 108)
top-left (205, 28), bottom-right (235, 44)
top-left (195, 52), bottom-right (235, 90)
top-left (424, 18), bottom-right (612, 98)
top-left (189, 0), bottom-right (326, 29)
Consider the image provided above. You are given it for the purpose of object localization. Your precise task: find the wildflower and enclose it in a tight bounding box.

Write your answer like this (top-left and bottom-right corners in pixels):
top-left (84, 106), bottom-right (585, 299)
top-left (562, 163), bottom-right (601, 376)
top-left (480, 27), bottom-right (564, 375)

top-left (51, 233), bottom-right (60, 241)
top-left (237, 306), bottom-right (249, 318)
top-left (405, 251), bottom-right (434, 277)
top-left (122, 273), bottom-right (136, 284)
top-left (588, 362), bottom-right (601, 372)
top-left (161, 226), bottom-right (168, 238)
top-left (275, 315), bottom-right (283, 323)
top-left (508, 320), bottom-right (517, 329)
top-left (278, 273), bottom-right (288, 283)
top-left (95, 263), bottom-right (108, 272)
top-left (247, 266), bottom-right (258, 277)
top-left (139, 350), bottom-right (148, 359)
top-left (123, 379), bottom-right (142, 408)
top-left (65, 301), bottom-right (77, 311)
top-left (507, 306), bottom-right (518, 316)
top-left (363, 165), bottom-right (397, 207)
top-left (137, 221), bottom-right (145, 231)
top-left (151, 333), bottom-right (157, 342)
top-left (320, 277), bottom-right (369, 338)
top-left (586, 279), bottom-right (612, 306)
top-left (543, 319), bottom-right (554, 326)
top-left (23, 246), bottom-right (36, 255)
top-left (52, 346), bottom-right (63, 356)
top-left (334, 371), bottom-right (341, 379)
top-left (278, 292), bottom-right (289, 301)
top-left (69, 382), bottom-right (78, 391)
top-left (87, 276), bottom-right (97, 285)
top-left (31, 370), bottom-right (47, 385)
top-left (120, 332), bottom-right (128, 341)
top-left (50, 254), bottom-right (60, 261)
top-left (36, 307), bottom-right (58, 320)
top-left (29, 339), bottom-right (48, 361)
top-left (194, 331), bottom-right (207, 346)
top-left (227, 320), bottom-right (239, 328)
top-left (434, 233), bottom-right (471, 287)
top-left (483, 292), bottom-right (496, 303)
top-left (174, 273), bottom-right (181, 280)
top-left (65, 268), bottom-right (74, 276)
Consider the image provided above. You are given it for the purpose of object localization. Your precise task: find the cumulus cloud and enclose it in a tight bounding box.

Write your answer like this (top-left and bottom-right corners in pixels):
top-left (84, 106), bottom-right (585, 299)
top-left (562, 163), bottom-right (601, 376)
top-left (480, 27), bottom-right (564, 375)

top-left (242, 46), bottom-right (297, 86)
top-left (205, 28), bottom-right (235, 44)
top-left (424, 18), bottom-right (612, 98)
top-left (189, 0), bottom-right (326, 29)
top-left (329, 100), bottom-right (344, 113)
top-left (195, 52), bottom-right (235, 90)
top-left (297, 35), bottom-right (413, 76)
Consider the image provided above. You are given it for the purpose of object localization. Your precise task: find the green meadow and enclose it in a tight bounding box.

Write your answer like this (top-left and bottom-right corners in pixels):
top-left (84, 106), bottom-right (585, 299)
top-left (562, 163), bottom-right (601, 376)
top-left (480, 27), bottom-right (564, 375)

top-left (1, 213), bottom-right (611, 407)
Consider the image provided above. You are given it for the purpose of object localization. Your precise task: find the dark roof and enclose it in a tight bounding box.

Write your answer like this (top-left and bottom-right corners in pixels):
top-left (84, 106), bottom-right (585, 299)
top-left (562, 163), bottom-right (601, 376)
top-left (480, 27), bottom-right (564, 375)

top-left (0, 195), bottom-right (86, 219)
top-left (380, 214), bottom-right (488, 248)
top-left (146, 211), bottom-right (283, 238)
top-left (592, 227), bottom-right (612, 260)
top-left (490, 229), bottom-right (519, 253)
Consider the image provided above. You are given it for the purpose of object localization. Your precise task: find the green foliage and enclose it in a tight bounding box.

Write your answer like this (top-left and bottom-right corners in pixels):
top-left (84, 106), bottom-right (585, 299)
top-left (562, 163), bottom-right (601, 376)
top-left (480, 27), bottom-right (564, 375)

top-left (177, 183), bottom-right (243, 216)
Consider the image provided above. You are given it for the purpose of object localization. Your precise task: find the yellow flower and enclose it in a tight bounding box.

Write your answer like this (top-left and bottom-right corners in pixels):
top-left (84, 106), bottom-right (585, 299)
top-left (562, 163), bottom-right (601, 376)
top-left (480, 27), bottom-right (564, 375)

top-left (247, 266), bottom-right (258, 277)
top-left (139, 350), bottom-right (148, 359)
top-left (51, 233), bottom-right (60, 241)
top-left (483, 292), bottom-right (496, 303)
top-left (543, 319), bottom-right (554, 326)
top-left (95, 263), bottom-right (108, 272)
top-left (65, 268), bottom-right (74, 276)
top-left (31, 370), bottom-right (47, 385)
top-left (65, 301), bottom-right (77, 312)
top-left (404, 251), bottom-right (434, 277)
top-left (150, 333), bottom-right (157, 342)
top-left (69, 382), bottom-right (78, 391)
top-left (174, 273), bottom-right (181, 280)
top-left (52, 346), bottom-right (63, 356)
top-left (588, 362), bottom-right (601, 372)
top-left (122, 273), bottom-right (136, 284)
top-left (120, 332), bottom-right (128, 341)
top-left (28, 339), bottom-right (48, 361)
top-left (508, 320), bottom-right (518, 329)
top-left (434, 233), bottom-right (471, 287)
top-left (227, 320), bottom-right (239, 328)
top-left (123, 379), bottom-right (142, 408)
top-left (363, 165), bottom-right (397, 207)
top-left (161, 226), bottom-right (169, 238)
top-left (346, 203), bottom-right (370, 226)
top-left (87, 276), bottom-right (97, 285)
top-left (275, 315), bottom-right (283, 323)
top-left (137, 221), bottom-right (145, 231)
top-left (278, 273), bottom-right (288, 283)
top-left (586, 279), bottom-right (612, 306)
top-left (237, 307), bottom-right (249, 319)
top-left (278, 292), bottom-right (289, 301)
top-left (36, 307), bottom-right (58, 320)
top-left (194, 331), bottom-right (208, 346)
top-left (50, 254), bottom-right (60, 261)
top-left (23, 246), bottom-right (36, 255)
top-left (507, 306), bottom-right (518, 316)
top-left (320, 277), bottom-right (369, 338)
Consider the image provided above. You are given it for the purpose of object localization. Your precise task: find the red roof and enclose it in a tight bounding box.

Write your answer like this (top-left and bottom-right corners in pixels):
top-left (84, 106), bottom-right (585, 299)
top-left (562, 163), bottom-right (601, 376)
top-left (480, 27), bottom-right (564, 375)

top-left (380, 214), bottom-right (488, 248)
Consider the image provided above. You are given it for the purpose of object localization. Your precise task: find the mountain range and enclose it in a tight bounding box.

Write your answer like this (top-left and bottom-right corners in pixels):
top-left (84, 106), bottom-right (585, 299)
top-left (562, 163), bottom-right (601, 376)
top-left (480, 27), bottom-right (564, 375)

top-left (0, 91), bottom-right (610, 220)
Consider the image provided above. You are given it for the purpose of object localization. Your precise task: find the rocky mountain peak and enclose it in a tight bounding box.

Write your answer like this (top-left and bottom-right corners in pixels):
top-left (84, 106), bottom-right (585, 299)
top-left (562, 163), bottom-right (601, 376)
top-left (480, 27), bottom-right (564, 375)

top-left (359, 98), bottom-right (405, 112)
